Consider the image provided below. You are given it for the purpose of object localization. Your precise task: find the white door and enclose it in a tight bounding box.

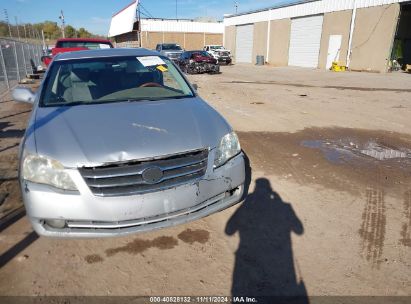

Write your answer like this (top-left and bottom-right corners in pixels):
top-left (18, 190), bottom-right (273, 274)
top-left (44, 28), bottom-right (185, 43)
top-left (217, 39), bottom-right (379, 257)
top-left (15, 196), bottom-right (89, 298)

top-left (236, 24), bottom-right (253, 63)
top-left (326, 35), bottom-right (342, 69)
top-left (288, 15), bottom-right (324, 68)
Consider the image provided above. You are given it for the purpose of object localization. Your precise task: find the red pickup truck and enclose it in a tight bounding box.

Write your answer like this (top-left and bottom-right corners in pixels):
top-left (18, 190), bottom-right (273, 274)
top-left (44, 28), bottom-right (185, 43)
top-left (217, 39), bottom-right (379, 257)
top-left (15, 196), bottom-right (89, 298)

top-left (42, 38), bottom-right (114, 67)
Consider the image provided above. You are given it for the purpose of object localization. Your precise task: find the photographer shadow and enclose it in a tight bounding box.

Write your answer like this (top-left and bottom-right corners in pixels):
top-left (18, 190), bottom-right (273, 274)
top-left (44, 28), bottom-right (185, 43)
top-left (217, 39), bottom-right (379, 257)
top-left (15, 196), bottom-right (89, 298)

top-left (226, 178), bottom-right (308, 303)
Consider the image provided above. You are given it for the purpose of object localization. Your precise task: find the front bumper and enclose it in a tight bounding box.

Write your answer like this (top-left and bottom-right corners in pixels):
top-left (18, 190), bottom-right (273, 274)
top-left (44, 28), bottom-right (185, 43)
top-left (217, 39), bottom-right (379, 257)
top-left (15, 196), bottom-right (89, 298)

top-left (217, 57), bottom-right (232, 65)
top-left (165, 53), bottom-right (182, 62)
top-left (21, 153), bottom-right (245, 238)
top-left (189, 62), bottom-right (220, 74)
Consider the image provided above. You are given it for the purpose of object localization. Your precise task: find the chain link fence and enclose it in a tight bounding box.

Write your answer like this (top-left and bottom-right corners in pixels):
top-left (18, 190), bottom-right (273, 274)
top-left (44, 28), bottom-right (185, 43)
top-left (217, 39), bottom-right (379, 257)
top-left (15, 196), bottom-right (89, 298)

top-left (0, 37), bottom-right (44, 96)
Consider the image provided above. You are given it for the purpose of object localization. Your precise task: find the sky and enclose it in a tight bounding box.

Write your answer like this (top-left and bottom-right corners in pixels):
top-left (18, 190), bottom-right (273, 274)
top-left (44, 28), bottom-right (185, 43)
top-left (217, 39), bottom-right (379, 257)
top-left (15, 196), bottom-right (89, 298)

top-left (0, 0), bottom-right (296, 36)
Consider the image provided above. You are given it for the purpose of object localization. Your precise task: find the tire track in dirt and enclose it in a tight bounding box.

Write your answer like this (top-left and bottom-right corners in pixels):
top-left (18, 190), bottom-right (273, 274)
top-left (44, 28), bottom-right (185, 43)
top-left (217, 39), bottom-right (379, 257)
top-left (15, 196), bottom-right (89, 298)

top-left (400, 190), bottom-right (411, 247)
top-left (359, 188), bottom-right (386, 268)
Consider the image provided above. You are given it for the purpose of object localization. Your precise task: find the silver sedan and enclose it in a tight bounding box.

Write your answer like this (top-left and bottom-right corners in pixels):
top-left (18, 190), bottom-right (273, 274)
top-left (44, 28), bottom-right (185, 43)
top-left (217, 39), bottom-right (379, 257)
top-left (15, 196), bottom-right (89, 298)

top-left (12, 48), bottom-right (245, 238)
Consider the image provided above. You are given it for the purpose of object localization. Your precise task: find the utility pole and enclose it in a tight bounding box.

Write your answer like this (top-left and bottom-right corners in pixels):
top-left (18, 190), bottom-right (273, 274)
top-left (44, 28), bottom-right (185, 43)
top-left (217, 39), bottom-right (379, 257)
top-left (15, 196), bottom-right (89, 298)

top-left (15, 16), bottom-right (21, 40)
top-left (23, 23), bottom-right (28, 41)
top-left (176, 0), bottom-right (178, 19)
top-left (30, 24), bottom-right (34, 39)
top-left (234, 1), bottom-right (239, 14)
top-left (59, 10), bottom-right (65, 38)
top-left (137, 0), bottom-right (141, 47)
top-left (3, 9), bottom-right (12, 37)
top-left (41, 30), bottom-right (46, 51)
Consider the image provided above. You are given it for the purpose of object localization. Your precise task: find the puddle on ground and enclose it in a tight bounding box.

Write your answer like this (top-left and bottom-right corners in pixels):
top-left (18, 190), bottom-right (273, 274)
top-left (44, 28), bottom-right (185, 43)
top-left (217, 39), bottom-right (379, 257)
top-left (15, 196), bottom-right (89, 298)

top-left (237, 128), bottom-right (411, 197)
top-left (301, 139), bottom-right (411, 165)
top-left (301, 140), bottom-right (356, 164)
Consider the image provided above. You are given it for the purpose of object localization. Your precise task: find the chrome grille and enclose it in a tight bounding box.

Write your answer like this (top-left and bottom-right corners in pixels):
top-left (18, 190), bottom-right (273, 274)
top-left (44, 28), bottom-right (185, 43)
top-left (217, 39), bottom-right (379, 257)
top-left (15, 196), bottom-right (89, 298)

top-left (167, 52), bottom-right (181, 59)
top-left (79, 149), bottom-right (208, 197)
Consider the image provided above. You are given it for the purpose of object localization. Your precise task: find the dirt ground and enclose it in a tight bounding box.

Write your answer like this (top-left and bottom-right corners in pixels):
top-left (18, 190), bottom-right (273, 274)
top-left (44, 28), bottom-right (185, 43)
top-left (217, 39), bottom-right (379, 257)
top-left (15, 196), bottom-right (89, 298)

top-left (0, 65), bottom-right (410, 299)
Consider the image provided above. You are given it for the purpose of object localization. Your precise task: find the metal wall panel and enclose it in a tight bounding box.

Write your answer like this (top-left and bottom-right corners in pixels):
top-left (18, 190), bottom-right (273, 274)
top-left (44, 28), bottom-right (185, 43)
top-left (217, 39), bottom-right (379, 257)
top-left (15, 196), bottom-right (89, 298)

top-left (141, 19), bottom-right (224, 34)
top-left (288, 15), bottom-right (324, 68)
top-left (235, 24), bottom-right (254, 63)
top-left (224, 0), bottom-right (408, 26)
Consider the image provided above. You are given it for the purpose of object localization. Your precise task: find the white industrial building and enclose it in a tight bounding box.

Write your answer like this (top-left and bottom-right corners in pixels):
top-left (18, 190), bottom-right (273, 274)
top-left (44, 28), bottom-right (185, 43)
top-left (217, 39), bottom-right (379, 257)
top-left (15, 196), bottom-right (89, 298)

top-left (223, 0), bottom-right (411, 72)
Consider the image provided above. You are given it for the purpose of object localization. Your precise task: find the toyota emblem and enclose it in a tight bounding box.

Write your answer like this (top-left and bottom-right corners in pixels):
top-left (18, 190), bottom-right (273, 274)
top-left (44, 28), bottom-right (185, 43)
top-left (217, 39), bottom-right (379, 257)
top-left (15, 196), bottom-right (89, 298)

top-left (142, 167), bottom-right (164, 184)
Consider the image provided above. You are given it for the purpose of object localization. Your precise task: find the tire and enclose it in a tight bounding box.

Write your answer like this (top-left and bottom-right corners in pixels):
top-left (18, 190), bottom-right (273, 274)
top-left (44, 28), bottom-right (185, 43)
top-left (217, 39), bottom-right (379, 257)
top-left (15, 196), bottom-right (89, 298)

top-left (186, 65), bottom-right (194, 75)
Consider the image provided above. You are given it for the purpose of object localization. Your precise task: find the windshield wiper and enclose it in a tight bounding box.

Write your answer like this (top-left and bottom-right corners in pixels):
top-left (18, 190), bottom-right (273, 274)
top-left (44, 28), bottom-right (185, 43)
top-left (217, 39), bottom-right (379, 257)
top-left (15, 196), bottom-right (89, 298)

top-left (63, 101), bottom-right (89, 106)
top-left (45, 96), bottom-right (194, 107)
top-left (160, 95), bottom-right (194, 100)
top-left (126, 96), bottom-right (193, 102)
top-left (126, 98), bottom-right (160, 102)
top-left (43, 101), bottom-right (88, 107)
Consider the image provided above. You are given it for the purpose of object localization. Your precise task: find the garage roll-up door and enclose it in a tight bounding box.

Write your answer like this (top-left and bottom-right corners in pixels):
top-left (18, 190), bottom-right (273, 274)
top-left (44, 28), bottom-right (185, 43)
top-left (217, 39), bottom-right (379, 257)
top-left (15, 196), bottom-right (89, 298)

top-left (236, 24), bottom-right (253, 63)
top-left (288, 15), bottom-right (324, 68)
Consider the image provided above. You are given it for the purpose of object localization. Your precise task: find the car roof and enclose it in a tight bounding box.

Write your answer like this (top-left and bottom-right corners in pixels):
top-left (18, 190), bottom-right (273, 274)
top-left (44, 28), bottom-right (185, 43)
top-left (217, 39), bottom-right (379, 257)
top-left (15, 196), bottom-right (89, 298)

top-left (54, 48), bottom-right (160, 61)
top-left (57, 38), bottom-right (112, 43)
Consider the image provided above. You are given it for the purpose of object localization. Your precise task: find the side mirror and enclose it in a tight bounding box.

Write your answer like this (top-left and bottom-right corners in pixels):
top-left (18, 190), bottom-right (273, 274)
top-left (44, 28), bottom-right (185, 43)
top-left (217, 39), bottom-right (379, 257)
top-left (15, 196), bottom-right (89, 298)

top-left (12, 87), bottom-right (35, 104)
top-left (192, 84), bottom-right (198, 91)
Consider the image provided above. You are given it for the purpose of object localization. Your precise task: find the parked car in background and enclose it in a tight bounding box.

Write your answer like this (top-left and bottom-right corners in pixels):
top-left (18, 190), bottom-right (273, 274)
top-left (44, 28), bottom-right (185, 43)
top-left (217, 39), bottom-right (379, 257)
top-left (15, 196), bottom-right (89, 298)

top-left (204, 45), bottom-right (232, 65)
top-left (156, 43), bottom-right (184, 62)
top-left (177, 51), bottom-right (220, 74)
top-left (41, 38), bottom-right (114, 67)
top-left (12, 48), bottom-right (245, 238)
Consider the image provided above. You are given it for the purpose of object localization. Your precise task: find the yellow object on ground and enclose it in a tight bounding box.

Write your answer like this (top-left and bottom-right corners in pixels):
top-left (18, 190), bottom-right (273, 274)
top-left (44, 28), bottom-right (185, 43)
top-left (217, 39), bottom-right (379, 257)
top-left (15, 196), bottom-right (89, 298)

top-left (331, 62), bottom-right (346, 72)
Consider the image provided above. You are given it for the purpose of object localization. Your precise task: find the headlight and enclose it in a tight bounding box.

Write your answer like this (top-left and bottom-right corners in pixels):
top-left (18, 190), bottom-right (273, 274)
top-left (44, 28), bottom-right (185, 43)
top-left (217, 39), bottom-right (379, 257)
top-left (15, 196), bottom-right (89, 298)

top-left (214, 132), bottom-right (241, 168)
top-left (22, 154), bottom-right (77, 191)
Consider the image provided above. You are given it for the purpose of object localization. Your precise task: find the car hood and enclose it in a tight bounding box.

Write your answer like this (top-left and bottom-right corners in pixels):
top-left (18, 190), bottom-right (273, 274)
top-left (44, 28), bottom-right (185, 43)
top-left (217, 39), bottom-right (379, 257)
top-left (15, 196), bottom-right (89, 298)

top-left (192, 55), bottom-right (217, 63)
top-left (163, 50), bottom-right (183, 54)
top-left (33, 97), bottom-right (231, 168)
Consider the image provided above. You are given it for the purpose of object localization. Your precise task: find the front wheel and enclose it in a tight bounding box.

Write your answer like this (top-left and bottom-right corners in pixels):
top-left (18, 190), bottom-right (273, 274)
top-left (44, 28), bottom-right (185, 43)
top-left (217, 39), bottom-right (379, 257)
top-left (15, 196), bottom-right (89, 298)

top-left (185, 65), bottom-right (195, 75)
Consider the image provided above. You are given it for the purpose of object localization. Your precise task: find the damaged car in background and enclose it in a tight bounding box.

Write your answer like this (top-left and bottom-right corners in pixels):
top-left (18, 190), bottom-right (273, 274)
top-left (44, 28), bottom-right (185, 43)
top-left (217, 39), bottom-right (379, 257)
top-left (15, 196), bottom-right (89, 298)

top-left (12, 48), bottom-right (245, 238)
top-left (177, 51), bottom-right (220, 74)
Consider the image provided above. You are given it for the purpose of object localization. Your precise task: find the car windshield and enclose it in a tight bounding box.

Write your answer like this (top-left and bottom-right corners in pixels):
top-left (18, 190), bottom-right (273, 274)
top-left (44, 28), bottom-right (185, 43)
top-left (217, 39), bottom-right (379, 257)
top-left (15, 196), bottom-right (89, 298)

top-left (210, 46), bottom-right (224, 50)
top-left (40, 55), bottom-right (194, 107)
top-left (56, 41), bottom-right (112, 49)
top-left (162, 44), bottom-right (182, 50)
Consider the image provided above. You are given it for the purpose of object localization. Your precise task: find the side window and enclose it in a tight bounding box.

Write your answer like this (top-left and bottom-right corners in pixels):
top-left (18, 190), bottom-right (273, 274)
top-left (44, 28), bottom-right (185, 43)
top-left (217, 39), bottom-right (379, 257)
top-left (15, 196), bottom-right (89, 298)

top-left (162, 63), bottom-right (184, 91)
top-left (156, 45), bottom-right (160, 52)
